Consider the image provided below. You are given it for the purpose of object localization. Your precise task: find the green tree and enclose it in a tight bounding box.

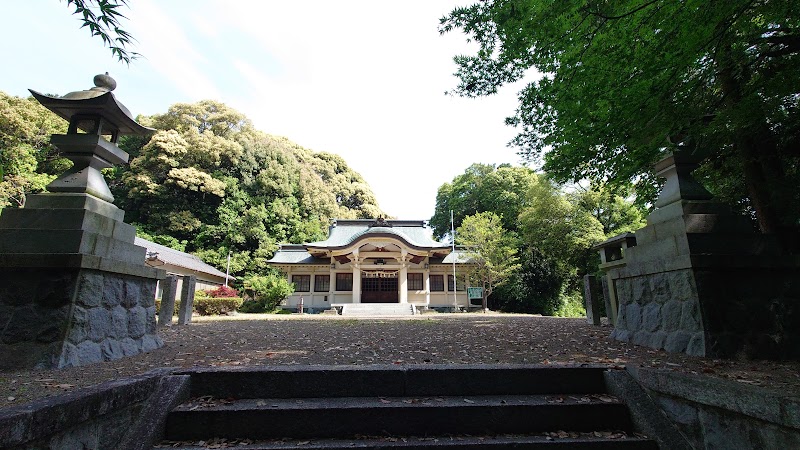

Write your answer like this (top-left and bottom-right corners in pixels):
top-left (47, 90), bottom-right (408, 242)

top-left (113, 100), bottom-right (383, 279)
top-left (0, 92), bottom-right (68, 209)
top-left (430, 163), bottom-right (537, 238)
top-left (441, 0), bottom-right (800, 233)
top-left (456, 212), bottom-right (520, 311)
top-left (518, 177), bottom-right (606, 290)
top-left (572, 184), bottom-right (646, 236)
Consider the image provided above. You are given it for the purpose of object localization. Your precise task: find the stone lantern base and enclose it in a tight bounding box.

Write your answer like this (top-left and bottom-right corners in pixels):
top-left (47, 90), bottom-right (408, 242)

top-left (0, 193), bottom-right (165, 369)
top-left (606, 154), bottom-right (800, 359)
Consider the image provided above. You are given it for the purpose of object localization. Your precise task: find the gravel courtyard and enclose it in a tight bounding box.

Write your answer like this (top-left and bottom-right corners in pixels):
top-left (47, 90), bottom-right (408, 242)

top-left (2, 313), bottom-right (798, 408)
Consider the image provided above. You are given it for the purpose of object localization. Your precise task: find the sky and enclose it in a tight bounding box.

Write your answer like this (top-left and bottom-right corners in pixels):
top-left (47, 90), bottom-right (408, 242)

top-left (1, 1), bottom-right (528, 220)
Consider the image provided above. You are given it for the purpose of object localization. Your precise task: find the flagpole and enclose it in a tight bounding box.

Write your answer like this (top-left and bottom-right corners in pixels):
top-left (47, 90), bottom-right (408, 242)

top-left (451, 210), bottom-right (457, 312)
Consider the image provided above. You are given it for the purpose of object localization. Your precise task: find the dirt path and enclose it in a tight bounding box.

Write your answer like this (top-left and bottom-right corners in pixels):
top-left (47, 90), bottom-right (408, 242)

top-left (2, 313), bottom-right (798, 408)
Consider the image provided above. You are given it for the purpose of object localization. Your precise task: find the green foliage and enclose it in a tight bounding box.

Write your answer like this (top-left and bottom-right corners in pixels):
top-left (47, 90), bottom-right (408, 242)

top-left (553, 290), bottom-right (587, 318)
top-left (518, 177), bottom-right (606, 289)
top-left (441, 0), bottom-right (800, 233)
top-left (64, 0), bottom-right (139, 64)
top-left (489, 247), bottom-right (562, 314)
top-left (456, 212), bottom-right (519, 309)
top-left (240, 272), bottom-right (295, 313)
top-left (193, 296), bottom-right (243, 316)
top-left (111, 100), bottom-right (383, 279)
top-left (0, 92), bottom-right (68, 209)
top-left (430, 163), bottom-right (537, 238)
top-left (572, 184), bottom-right (646, 236)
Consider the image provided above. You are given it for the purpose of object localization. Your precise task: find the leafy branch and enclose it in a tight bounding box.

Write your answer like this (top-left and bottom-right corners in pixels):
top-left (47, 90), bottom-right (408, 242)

top-left (64, 0), bottom-right (140, 64)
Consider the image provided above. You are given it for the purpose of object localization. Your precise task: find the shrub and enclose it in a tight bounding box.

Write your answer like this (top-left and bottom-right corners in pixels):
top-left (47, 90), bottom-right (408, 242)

top-left (240, 273), bottom-right (294, 313)
top-left (206, 285), bottom-right (239, 298)
top-left (274, 308), bottom-right (292, 314)
top-left (193, 296), bottom-right (243, 315)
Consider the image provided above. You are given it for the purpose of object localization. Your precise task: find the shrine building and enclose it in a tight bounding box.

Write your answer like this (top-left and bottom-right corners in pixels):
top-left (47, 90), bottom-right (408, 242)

top-left (267, 218), bottom-right (476, 312)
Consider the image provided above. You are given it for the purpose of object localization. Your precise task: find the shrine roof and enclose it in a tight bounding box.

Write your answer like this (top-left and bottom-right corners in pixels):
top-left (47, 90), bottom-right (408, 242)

top-left (305, 219), bottom-right (449, 251)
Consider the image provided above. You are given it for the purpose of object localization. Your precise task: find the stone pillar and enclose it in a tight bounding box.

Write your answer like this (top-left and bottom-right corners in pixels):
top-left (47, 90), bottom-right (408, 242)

top-left (158, 275), bottom-right (178, 326)
top-left (583, 274), bottom-right (602, 326)
top-left (600, 276), bottom-right (617, 326)
top-left (177, 275), bottom-right (196, 325)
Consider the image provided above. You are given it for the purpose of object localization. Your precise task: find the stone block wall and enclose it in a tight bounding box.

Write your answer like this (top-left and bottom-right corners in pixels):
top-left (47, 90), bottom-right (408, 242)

top-left (629, 367), bottom-right (800, 449)
top-left (611, 261), bottom-right (800, 359)
top-left (612, 269), bottom-right (706, 356)
top-left (0, 369), bottom-right (189, 450)
top-left (0, 267), bottom-right (162, 369)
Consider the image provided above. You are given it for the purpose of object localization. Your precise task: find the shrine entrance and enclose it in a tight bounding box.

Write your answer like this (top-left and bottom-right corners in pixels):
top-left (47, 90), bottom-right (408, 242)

top-left (361, 271), bottom-right (398, 303)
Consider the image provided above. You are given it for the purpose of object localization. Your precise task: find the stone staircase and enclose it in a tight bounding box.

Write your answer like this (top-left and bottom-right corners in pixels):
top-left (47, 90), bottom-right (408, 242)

top-left (340, 303), bottom-right (417, 316)
top-left (155, 365), bottom-right (658, 449)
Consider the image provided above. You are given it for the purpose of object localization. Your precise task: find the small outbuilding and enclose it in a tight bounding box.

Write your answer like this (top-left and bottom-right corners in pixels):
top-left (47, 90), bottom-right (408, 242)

top-left (136, 237), bottom-right (231, 298)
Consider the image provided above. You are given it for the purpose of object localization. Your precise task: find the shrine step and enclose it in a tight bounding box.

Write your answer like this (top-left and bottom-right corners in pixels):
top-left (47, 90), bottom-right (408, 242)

top-left (341, 303), bottom-right (416, 316)
top-left (158, 434), bottom-right (658, 449)
top-left (156, 365), bottom-right (659, 448)
top-left (164, 394), bottom-right (636, 441)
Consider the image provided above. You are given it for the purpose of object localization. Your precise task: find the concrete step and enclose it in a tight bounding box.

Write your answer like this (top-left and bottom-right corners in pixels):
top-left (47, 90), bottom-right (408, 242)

top-left (158, 434), bottom-right (658, 449)
top-left (177, 365), bottom-right (610, 399)
top-left (341, 303), bottom-right (416, 316)
top-left (164, 394), bottom-right (635, 441)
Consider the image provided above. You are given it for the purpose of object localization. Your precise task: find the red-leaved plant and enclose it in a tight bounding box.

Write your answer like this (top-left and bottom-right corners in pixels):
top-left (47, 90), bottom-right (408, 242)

top-left (206, 285), bottom-right (239, 298)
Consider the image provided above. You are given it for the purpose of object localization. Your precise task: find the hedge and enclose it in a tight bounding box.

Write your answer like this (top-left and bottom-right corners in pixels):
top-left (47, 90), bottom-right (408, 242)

top-left (193, 296), bottom-right (244, 316)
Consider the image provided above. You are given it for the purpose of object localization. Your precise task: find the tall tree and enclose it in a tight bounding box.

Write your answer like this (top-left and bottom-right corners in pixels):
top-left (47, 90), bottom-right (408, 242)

top-left (430, 163), bottom-right (537, 238)
top-left (441, 0), bottom-right (800, 233)
top-left (456, 212), bottom-right (519, 311)
top-left (518, 177), bottom-right (606, 290)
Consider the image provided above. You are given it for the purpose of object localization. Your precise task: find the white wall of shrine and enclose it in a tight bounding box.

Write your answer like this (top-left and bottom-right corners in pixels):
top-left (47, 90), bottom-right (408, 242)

top-left (277, 262), bottom-right (473, 311)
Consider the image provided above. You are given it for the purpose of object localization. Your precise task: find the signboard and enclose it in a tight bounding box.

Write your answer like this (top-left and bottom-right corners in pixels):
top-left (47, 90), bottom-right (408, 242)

top-left (467, 287), bottom-right (483, 300)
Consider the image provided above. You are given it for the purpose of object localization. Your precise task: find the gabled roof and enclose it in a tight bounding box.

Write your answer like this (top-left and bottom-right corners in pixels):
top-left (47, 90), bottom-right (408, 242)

top-left (306, 219), bottom-right (450, 251)
top-left (135, 237), bottom-right (230, 279)
top-left (267, 219), bottom-right (474, 266)
top-left (267, 244), bottom-right (331, 265)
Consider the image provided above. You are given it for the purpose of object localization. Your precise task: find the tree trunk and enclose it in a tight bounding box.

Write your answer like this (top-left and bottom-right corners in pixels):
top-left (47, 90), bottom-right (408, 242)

top-left (716, 46), bottom-right (785, 234)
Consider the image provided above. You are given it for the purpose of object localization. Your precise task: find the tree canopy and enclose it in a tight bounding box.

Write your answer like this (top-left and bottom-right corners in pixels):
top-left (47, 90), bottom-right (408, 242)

top-left (1, 94), bottom-right (383, 281)
top-left (432, 164), bottom-right (639, 314)
top-left (430, 163), bottom-right (537, 238)
top-left (441, 0), bottom-right (800, 233)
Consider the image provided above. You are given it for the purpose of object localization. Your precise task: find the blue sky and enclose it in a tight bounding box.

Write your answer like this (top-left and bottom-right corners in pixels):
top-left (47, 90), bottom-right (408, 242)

top-left (2, 1), bottom-right (527, 220)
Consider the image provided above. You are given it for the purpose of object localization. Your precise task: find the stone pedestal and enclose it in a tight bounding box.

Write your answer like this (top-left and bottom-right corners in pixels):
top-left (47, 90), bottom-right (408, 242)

top-left (607, 153), bottom-right (800, 359)
top-left (0, 193), bottom-right (165, 369)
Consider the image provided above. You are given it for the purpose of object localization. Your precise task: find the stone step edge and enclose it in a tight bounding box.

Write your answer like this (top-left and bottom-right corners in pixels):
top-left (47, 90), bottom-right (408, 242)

top-left (173, 394), bottom-right (624, 412)
top-left (154, 433), bottom-right (658, 449)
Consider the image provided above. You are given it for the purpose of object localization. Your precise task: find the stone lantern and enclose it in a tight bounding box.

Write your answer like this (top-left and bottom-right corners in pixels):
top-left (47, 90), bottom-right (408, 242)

top-left (0, 74), bottom-right (165, 369)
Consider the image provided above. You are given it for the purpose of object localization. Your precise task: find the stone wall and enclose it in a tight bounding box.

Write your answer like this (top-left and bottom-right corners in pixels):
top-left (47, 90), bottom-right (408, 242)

top-left (0, 369), bottom-right (189, 450)
top-left (612, 269), bottom-right (705, 356)
top-left (628, 367), bottom-right (800, 449)
top-left (0, 267), bottom-right (162, 369)
top-left (611, 261), bottom-right (800, 359)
